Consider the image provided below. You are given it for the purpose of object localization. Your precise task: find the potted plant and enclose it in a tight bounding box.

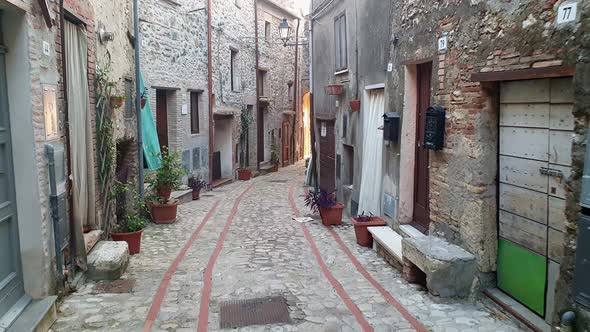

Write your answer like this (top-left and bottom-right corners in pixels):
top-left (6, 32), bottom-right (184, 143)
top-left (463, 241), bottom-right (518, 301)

top-left (147, 148), bottom-right (184, 224)
top-left (270, 136), bottom-right (280, 172)
top-left (325, 84), bottom-right (344, 95)
top-left (110, 95), bottom-right (125, 109)
top-left (187, 175), bottom-right (208, 200)
top-left (109, 182), bottom-right (148, 255)
top-left (349, 99), bottom-right (361, 112)
top-left (304, 189), bottom-right (344, 226)
top-left (237, 108), bottom-right (253, 181)
top-left (351, 213), bottom-right (387, 247)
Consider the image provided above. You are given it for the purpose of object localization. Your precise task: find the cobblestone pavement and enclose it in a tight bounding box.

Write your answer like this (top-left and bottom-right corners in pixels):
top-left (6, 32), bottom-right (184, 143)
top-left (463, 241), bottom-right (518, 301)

top-left (52, 163), bottom-right (523, 332)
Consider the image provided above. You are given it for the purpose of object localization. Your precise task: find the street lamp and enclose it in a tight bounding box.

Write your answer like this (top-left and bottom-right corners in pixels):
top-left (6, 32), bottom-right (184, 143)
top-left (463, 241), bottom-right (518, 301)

top-left (278, 18), bottom-right (291, 46)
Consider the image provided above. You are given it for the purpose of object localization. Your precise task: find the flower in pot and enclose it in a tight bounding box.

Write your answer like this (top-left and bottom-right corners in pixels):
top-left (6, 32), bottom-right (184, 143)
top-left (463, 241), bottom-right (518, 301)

top-left (270, 136), bottom-right (280, 172)
top-left (351, 212), bottom-right (387, 247)
top-left (110, 95), bottom-right (125, 109)
top-left (187, 175), bottom-right (208, 200)
top-left (237, 108), bottom-right (253, 180)
top-left (349, 99), bottom-right (361, 112)
top-left (325, 84), bottom-right (344, 95)
top-left (147, 148), bottom-right (184, 224)
top-left (109, 182), bottom-right (148, 255)
top-left (304, 189), bottom-right (344, 226)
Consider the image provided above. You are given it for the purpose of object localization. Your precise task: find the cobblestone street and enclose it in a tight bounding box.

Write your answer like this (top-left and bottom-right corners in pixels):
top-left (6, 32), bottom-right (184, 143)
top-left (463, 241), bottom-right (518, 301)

top-left (52, 164), bottom-right (522, 332)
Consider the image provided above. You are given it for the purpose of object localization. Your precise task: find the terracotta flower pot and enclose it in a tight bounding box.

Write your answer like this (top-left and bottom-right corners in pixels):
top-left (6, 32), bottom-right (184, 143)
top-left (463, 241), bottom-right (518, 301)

top-left (157, 186), bottom-right (172, 201)
top-left (325, 84), bottom-right (344, 95)
top-left (349, 99), bottom-right (361, 112)
top-left (110, 96), bottom-right (124, 109)
top-left (319, 202), bottom-right (344, 226)
top-left (271, 164), bottom-right (279, 172)
top-left (351, 216), bottom-right (387, 247)
top-left (237, 168), bottom-right (252, 181)
top-left (111, 229), bottom-right (143, 255)
top-left (192, 188), bottom-right (201, 200)
top-left (150, 201), bottom-right (178, 224)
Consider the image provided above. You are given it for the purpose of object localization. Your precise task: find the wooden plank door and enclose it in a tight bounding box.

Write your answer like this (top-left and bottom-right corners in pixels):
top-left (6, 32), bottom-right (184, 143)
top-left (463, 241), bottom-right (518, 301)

top-left (212, 151), bottom-right (221, 181)
top-left (413, 63), bottom-right (432, 233)
top-left (0, 41), bottom-right (25, 326)
top-left (156, 90), bottom-right (168, 151)
top-left (497, 78), bottom-right (573, 318)
top-left (282, 121), bottom-right (290, 166)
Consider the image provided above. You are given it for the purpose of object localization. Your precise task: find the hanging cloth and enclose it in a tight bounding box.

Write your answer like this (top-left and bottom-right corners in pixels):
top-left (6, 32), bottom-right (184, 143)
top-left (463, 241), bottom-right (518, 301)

top-left (140, 74), bottom-right (161, 169)
top-left (357, 90), bottom-right (385, 216)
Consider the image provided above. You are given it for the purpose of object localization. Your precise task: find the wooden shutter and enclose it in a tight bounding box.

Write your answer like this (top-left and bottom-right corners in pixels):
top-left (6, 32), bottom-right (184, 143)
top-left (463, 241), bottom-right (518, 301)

top-left (334, 16), bottom-right (341, 70)
top-left (190, 92), bottom-right (199, 134)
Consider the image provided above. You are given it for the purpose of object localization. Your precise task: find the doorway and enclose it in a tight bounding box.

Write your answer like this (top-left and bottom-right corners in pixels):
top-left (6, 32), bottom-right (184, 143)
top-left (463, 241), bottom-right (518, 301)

top-left (282, 121), bottom-right (290, 166)
top-left (412, 62), bottom-right (432, 233)
top-left (156, 90), bottom-right (168, 151)
top-left (0, 20), bottom-right (25, 326)
top-left (302, 92), bottom-right (311, 158)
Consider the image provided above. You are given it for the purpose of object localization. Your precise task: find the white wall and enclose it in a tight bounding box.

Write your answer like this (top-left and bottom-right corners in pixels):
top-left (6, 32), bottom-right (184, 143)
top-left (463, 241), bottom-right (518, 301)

top-left (214, 118), bottom-right (233, 178)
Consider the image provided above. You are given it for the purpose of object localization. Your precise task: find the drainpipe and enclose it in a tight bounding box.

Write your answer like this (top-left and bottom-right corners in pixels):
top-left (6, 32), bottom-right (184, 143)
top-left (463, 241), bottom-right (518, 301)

top-left (254, 0), bottom-right (261, 169)
top-left (207, 0), bottom-right (214, 183)
top-left (133, 0), bottom-right (144, 198)
top-left (45, 144), bottom-right (64, 295)
top-left (309, 19), bottom-right (318, 190)
top-left (292, 18), bottom-right (300, 164)
top-left (59, 0), bottom-right (77, 281)
top-left (353, 0), bottom-right (359, 100)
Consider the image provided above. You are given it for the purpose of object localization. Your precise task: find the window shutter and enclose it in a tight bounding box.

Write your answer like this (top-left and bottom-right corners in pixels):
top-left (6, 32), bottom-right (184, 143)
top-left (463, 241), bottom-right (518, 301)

top-left (340, 15), bottom-right (347, 68)
top-left (334, 17), bottom-right (341, 70)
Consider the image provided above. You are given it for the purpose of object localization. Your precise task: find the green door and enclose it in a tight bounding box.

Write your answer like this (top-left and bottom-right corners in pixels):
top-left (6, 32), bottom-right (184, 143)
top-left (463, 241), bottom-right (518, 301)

top-left (0, 20), bottom-right (26, 327)
top-left (497, 78), bottom-right (573, 317)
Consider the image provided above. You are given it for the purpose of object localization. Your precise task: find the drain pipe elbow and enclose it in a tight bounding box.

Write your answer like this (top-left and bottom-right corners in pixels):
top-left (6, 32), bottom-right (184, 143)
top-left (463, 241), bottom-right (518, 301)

top-left (560, 311), bottom-right (576, 332)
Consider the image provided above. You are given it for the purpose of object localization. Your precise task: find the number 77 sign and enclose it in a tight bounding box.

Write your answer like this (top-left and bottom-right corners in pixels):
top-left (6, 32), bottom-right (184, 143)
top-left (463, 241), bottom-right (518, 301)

top-left (557, 2), bottom-right (577, 24)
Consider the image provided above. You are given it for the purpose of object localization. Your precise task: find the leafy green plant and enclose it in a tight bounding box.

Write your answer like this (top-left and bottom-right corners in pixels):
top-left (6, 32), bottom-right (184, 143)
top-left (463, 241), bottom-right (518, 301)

top-left (109, 182), bottom-right (148, 233)
top-left (147, 147), bottom-right (184, 198)
top-left (270, 135), bottom-right (280, 166)
top-left (239, 108), bottom-right (253, 168)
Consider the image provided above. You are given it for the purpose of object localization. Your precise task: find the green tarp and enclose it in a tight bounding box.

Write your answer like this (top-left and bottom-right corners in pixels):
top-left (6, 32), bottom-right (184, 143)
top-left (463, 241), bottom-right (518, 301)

top-left (140, 74), bottom-right (161, 170)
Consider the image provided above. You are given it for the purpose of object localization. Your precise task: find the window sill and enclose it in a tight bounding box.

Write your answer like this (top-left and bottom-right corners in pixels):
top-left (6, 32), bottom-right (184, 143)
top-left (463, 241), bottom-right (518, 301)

top-left (334, 69), bottom-right (349, 76)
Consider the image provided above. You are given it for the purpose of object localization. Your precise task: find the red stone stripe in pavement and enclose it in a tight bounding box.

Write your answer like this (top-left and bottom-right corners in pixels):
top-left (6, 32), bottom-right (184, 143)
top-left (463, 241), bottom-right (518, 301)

top-left (288, 184), bottom-right (374, 332)
top-left (197, 183), bottom-right (256, 332)
top-left (143, 200), bottom-right (221, 332)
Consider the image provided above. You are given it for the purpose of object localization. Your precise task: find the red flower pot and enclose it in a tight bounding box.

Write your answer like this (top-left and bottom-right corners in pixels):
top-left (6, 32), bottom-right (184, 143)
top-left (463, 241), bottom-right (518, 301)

top-left (325, 84), bottom-right (344, 95)
top-left (271, 164), bottom-right (279, 172)
top-left (237, 168), bottom-right (252, 181)
top-left (150, 201), bottom-right (178, 224)
top-left (109, 96), bottom-right (124, 109)
top-left (111, 229), bottom-right (143, 255)
top-left (319, 202), bottom-right (344, 226)
top-left (351, 216), bottom-right (387, 247)
top-left (157, 186), bottom-right (172, 201)
top-left (349, 99), bottom-right (361, 112)
top-left (192, 188), bottom-right (201, 200)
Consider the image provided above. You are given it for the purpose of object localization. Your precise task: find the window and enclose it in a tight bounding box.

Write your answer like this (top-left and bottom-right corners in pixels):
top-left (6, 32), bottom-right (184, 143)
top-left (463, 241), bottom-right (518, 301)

top-left (190, 91), bottom-right (200, 134)
top-left (230, 49), bottom-right (240, 91)
top-left (265, 21), bottom-right (271, 40)
top-left (287, 81), bottom-right (293, 101)
top-left (334, 13), bottom-right (348, 71)
top-left (258, 69), bottom-right (268, 97)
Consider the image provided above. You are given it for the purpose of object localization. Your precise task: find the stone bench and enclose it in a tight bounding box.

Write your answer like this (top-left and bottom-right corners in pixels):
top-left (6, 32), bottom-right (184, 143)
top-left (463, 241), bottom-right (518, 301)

top-left (368, 226), bottom-right (403, 270)
top-left (402, 236), bottom-right (476, 298)
top-left (87, 241), bottom-right (130, 281)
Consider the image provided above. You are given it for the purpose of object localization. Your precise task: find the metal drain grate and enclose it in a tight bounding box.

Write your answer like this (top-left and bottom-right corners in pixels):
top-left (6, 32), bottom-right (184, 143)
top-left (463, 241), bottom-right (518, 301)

top-left (219, 296), bottom-right (291, 329)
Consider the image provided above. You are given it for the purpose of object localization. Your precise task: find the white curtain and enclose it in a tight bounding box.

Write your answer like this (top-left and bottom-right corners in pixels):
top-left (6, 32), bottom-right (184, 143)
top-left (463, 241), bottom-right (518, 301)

top-left (358, 90), bottom-right (384, 216)
top-left (65, 21), bottom-right (96, 268)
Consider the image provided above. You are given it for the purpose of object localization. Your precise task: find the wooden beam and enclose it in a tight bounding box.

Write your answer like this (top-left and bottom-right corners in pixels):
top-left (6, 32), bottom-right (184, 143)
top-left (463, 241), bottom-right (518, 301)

top-left (401, 56), bottom-right (436, 66)
top-left (37, 0), bottom-right (52, 28)
top-left (470, 66), bottom-right (575, 82)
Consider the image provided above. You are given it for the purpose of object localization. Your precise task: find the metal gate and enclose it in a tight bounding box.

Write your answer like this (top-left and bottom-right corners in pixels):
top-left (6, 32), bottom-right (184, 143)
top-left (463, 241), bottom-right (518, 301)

top-left (497, 78), bottom-right (572, 318)
top-left (0, 24), bottom-right (26, 328)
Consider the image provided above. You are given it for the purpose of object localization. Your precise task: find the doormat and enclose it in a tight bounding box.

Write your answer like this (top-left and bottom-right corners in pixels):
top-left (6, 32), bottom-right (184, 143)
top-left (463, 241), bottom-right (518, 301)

top-left (92, 279), bottom-right (135, 294)
top-left (269, 179), bottom-right (289, 183)
top-left (219, 296), bottom-right (291, 329)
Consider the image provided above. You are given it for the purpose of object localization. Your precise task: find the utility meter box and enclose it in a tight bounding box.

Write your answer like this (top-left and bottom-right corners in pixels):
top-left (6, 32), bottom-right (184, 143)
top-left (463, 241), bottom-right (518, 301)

top-left (383, 112), bottom-right (400, 142)
top-left (424, 106), bottom-right (445, 150)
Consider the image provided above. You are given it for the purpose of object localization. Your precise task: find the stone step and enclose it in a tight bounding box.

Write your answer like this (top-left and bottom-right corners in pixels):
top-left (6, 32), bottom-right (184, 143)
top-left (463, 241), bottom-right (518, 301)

top-left (87, 241), bottom-right (129, 281)
top-left (399, 224), bottom-right (426, 239)
top-left (368, 226), bottom-right (403, 263)
top-left (6, 296), bottom-right (57, 332)
top-left (171, 188), bottom-right (193, 204)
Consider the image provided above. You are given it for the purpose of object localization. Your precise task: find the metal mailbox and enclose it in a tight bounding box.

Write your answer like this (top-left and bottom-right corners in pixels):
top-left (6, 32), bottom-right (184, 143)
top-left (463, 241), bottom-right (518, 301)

top-left (383, 112), bottom-right (400, 142)
top-left (424, 105), bottom-right (445, 150)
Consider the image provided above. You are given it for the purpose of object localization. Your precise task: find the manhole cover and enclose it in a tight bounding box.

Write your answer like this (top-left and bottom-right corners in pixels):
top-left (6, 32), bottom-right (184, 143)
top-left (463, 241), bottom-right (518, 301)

top-left (220, 296), bottom-right (291, 329)
top-left (92, 279), bottom-right (135, 294)
top-left (269, 179), bottom-right (289, 183)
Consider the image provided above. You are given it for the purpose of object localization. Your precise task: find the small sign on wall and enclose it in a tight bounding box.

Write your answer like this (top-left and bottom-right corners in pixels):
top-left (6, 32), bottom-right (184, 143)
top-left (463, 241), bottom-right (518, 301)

top-left (438, 35), bottom-right (448, 52)
top-left (321, 122), bottom-right (326, 137)
top-left (43, 85), bottom-right (59, 141)
top-left (557, 2), bottom-right (577, 24)
top-left (181, 104), bottom-right (188, 115)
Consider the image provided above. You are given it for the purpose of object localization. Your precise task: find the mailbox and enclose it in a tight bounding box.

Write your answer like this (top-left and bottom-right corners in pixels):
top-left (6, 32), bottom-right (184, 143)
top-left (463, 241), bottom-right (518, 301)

top-left (424, 106), bottom-right (445, 150)
top-left (383, 112), bottom-right (400, 142)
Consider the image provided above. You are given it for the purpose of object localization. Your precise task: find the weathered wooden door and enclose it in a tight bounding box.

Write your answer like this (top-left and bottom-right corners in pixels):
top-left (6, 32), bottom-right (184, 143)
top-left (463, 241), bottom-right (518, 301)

top-left (0, 37), bottom-right (25, 326)
top-left (282, 121), bottom-right (290, 166)
top-left (212, 151), bottom-right (221, 181)
top-left (497, 78), bottom-right (572, 319)
top-left (156, 90), bottom-right (168, 151)
top-left (413, 63), bottom-right (432, 233)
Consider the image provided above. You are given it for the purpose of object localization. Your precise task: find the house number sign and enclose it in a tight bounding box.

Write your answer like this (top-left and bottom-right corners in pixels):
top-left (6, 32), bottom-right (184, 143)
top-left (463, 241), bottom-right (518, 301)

top-left (321, 122), bottom-right (326, 137)
top-left (557, 2), bottom-right (577, 24)
top-left (43, 85), bottom-right (59, 141)
top-left (438, 36), bottom-right (448, 52)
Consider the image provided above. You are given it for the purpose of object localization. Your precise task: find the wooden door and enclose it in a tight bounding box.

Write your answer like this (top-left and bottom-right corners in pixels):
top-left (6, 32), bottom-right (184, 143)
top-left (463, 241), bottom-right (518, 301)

top-left (0, 40), bottom-right (25, 326)
top-left (413, 63), bottom-right (432, 233)
top-left (257, 105), bottom-right (264, 164)
top-left (282, 121), bottom-right (290, 166)
top-left (212, 151), bottom-right (221, 181)
top-left (156, 90), bottom-right (168, 151)
top-left (497, 78), bottom-right (573, 318)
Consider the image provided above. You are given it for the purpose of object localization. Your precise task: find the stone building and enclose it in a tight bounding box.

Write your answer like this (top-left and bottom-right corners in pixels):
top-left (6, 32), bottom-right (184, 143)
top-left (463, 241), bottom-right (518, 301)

top-left (0, 0), bottom-right (135, 329)
top-left (139, 0), bottom-right (210, 180)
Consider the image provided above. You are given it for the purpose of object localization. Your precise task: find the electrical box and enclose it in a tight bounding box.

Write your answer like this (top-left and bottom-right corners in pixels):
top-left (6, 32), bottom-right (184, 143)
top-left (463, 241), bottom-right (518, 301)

top-left (424, 106), bottom-right (445, 150)
top-left (574, 214), bottom-right (590, 309)
top-left (383, 112), bottom-right (400, 142)
top-left (581, 129), bottom-right (590, 208)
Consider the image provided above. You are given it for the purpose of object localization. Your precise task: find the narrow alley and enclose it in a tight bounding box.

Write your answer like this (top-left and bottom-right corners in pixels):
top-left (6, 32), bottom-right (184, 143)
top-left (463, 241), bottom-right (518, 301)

top-left (52, 164), bottom-right (519, 331)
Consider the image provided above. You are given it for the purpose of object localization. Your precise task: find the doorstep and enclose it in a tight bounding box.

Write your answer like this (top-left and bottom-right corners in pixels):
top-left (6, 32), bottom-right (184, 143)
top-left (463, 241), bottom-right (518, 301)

top-left (399, 224), bottom-right (426, 239)
top-left (5, 296), bottom-right (57, 332)
top-left (171, 188), bottom-right (193, 204)
top-left (211, 177), bottom-right (233, 189)
top-left (484, 288), bottom-right (551, 332)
